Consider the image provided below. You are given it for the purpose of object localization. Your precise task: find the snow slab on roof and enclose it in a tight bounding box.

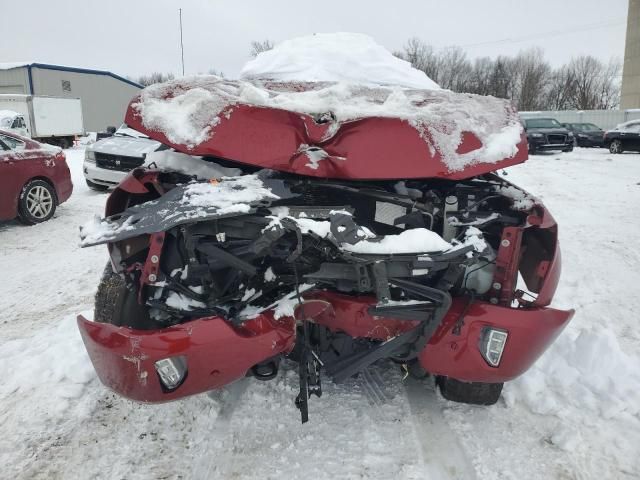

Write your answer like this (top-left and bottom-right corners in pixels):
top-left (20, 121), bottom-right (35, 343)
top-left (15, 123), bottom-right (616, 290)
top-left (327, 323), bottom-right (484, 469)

top-left (240, 33), bottom-right (440, 90)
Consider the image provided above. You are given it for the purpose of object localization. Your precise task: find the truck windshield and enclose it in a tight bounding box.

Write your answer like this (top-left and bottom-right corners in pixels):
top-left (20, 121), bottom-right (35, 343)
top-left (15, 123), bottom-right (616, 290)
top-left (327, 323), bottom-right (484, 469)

top-left (575, 123), bottom-right (600, 132)
top-left (525, 118), bottom-right (561, 129)
top-left (115, 124), bottom-right (150, 139)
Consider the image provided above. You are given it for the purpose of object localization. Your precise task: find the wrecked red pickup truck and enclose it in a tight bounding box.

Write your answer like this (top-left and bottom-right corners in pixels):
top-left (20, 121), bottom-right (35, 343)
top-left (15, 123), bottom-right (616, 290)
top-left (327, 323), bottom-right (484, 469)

top-left (77, 76), bottom-right (573, 422)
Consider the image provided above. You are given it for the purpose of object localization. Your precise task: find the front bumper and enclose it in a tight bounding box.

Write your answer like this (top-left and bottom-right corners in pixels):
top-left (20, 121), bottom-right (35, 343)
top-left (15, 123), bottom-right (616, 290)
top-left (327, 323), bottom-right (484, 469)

top-left (418, 300), bottom-right (574, 383)
top-left (78, 295), bottom-right (573, 402)
top-left (83, 161), bottom-right (130, 188)
top-left (77, 312), bottom-right (295, 402)
top-left (576, 136), bottom-right (604, 147)
top-left (529, 139), bottom-right (573, 151)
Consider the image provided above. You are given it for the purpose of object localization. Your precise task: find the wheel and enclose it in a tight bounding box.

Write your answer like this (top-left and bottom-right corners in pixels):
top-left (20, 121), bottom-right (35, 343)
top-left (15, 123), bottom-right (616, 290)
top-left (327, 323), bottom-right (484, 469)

top-left (86, 179), bottom-right (109, 191)
top-left (609, 140), bottom-right (624, 154)
top-left (17, 179), bottom-right (57, 224)
top-left (528, 144), bottom-right (536, 155)
top-left (95, 262), bottom-right (154, 329)
top-left (436, 376), bottom-right (503, 405)
top-left (562, 145), bottom-right (574, 152)
top-left (58, 137), bottom-right (72, 149)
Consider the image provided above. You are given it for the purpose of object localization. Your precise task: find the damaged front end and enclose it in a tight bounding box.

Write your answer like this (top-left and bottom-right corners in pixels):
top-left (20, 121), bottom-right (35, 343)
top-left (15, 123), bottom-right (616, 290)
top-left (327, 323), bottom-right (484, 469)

top-left (78, 165), bottom-right (573, 421)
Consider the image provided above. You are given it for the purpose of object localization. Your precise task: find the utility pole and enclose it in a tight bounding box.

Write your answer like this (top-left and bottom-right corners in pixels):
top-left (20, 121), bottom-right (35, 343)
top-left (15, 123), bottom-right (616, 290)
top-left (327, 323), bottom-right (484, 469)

top-left (179, 8), bottom-right (185, 76)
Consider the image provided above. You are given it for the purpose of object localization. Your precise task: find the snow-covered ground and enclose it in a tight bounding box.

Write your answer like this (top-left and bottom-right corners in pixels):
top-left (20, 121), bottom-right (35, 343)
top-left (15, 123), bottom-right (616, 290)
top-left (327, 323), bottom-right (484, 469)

top-left (1, 147), bottom-right (639, 479)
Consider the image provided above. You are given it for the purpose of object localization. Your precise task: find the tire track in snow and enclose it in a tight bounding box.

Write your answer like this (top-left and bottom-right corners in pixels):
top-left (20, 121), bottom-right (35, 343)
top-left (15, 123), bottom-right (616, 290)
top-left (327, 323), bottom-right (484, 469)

top-left (191, 378), bottom-right (249, 479)
top-left (404, 378), bottom-right (478, 480)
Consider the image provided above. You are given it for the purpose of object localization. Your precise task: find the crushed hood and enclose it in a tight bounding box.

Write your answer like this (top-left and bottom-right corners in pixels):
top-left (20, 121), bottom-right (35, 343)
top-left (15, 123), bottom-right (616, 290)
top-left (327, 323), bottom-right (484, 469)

top-left (124, 78), bottom-right (527, 180)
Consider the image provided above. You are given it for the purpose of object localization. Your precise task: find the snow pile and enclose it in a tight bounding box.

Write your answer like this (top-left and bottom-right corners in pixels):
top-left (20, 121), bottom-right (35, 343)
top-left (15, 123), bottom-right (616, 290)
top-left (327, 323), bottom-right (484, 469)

top-left (504, 327), bottom-right (640, 421)
top-left (239, 283), bottom-right (316, 320)
top-left (181, 174), bottom-right (279, 215)
top-left (495, 184), bottom-right (535, 210)
top-left (131, 77), bottom-right (236, 148)
top-left (144, 150), bottom-right (241, 179)
top-left (131, 34), bottom-right (523, 172)
top-left (165, 291), bottom-right (206, 311)
top-left (79, 214), bottom-right (137, 246)
top-left (0, 313), bottom-right (95, 412)
top-left (343, 227), bottom-right (451, 254)
top-left (240, 32), bottom-right (440, 90)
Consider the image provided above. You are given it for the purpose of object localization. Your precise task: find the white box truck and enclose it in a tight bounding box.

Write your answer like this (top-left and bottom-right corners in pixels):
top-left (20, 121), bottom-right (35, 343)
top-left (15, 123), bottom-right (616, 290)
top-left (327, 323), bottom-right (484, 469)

top-left (0, 94), bottom-right (84, 148)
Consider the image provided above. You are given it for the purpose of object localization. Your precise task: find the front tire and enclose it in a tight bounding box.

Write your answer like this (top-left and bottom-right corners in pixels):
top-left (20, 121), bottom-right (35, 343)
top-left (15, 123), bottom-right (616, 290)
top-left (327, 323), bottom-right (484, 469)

top-left (609, 140), bottom-right (624, 154)
top-left (17, 179), bottom-right (57, 224)
top-left (95, 262), bottom-right (154, 329)
top-left (562, 145), bottom-right (574, 153)
top-left (436, 376), bottom-right (503, 405)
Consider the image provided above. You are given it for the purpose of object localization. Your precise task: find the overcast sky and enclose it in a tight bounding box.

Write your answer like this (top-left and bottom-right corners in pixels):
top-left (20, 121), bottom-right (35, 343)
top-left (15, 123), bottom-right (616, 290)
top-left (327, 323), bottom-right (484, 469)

top-left (0, 0), bottom-right (629, 79)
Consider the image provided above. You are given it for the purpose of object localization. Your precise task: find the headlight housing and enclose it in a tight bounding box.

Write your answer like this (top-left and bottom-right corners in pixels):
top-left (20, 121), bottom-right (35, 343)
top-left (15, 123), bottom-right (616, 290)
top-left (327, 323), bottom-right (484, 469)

top-left (85, 150), bottom-right (96, 163)
top-left (577, 134), bottom-right (587, 138)
top-left (529, 133), bottom-right (543, 138)
top-left (567, 132), bottom-right (574, 138)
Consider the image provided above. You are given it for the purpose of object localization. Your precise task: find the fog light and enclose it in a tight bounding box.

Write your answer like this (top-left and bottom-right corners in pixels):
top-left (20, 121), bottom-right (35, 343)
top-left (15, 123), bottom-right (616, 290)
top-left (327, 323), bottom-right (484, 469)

top-left (154, 356), bottom-right (187, 390)
top-left (480, 328), bottom-right (508, 367)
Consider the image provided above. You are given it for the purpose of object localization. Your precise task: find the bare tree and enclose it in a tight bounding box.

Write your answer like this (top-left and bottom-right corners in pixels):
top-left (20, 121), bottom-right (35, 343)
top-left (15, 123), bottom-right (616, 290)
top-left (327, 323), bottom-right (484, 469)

top-left (512, 49), bottom-right (551, 111)
top-left (545, 65), bottom-right (576, 110)
top-left (136, 72), bottom-right (175, 87)
top-left (486, 56), bottom-right (516, 100)
top-left (207, 69), bottom-right (225, 78)
top-left (596, 58), bottom-right (622, 109)
top-left (397, 37), bottom-right (441, 81)
top-left (399, 37), bottom-right (622, 109)
top-left (437, 46), bottom-right (472, 91)
top-left (468, 57), bottom-right (495, 96)
top-left (250, 39), bottom-right (274, 57)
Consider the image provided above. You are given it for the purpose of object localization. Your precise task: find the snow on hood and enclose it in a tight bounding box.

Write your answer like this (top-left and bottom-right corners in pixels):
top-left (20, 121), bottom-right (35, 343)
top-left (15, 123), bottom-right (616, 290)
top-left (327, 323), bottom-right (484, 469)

top-left (89, 135), bottom-right (161, 157)
top-left (132, 77), bottom-right (522, 171)
top-left (240, 33), bottom-right (440, 90)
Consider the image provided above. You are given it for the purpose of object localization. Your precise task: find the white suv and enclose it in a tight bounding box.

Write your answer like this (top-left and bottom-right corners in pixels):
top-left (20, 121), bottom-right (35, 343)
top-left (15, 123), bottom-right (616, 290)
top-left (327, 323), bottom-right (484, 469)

top-left (83, 125), bottom-right (164, 190)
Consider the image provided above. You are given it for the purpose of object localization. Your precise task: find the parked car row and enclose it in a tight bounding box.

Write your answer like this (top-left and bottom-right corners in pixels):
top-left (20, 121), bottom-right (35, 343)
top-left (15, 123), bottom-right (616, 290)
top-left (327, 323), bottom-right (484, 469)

top-left (522, 115), bottom-right (640, 155)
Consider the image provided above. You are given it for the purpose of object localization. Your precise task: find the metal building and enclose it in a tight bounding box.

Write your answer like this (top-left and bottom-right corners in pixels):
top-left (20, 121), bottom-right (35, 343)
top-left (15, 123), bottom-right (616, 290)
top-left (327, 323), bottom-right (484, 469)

top-left (621, 0), bottom-right (640, 109)
top-left (0, 62), bottom-right (142, 132)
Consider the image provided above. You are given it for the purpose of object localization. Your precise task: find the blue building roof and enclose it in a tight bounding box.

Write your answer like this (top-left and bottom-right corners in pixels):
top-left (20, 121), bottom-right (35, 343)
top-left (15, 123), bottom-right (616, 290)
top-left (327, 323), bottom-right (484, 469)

top-left (0, 62), bottom-right (143, 89)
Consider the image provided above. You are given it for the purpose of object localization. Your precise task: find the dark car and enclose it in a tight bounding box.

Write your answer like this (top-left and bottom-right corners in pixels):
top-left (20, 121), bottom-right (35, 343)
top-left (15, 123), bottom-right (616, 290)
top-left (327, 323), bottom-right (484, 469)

top-left (561, 122), bottom-right (605, 147)
top-left (523, 117), bottom-right (574, 154)
top-left (0, 129), bottom-right (73, 224)
top-left (604, 120), bottom-right (640, 154)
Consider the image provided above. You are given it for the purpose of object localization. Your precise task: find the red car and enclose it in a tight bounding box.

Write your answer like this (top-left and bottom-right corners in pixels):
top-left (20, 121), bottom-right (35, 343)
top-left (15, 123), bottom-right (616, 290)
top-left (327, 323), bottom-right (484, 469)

top-left (77, 77), bottom-right (574, 422)
top-left (0, 130), bottom-right (72, 224)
